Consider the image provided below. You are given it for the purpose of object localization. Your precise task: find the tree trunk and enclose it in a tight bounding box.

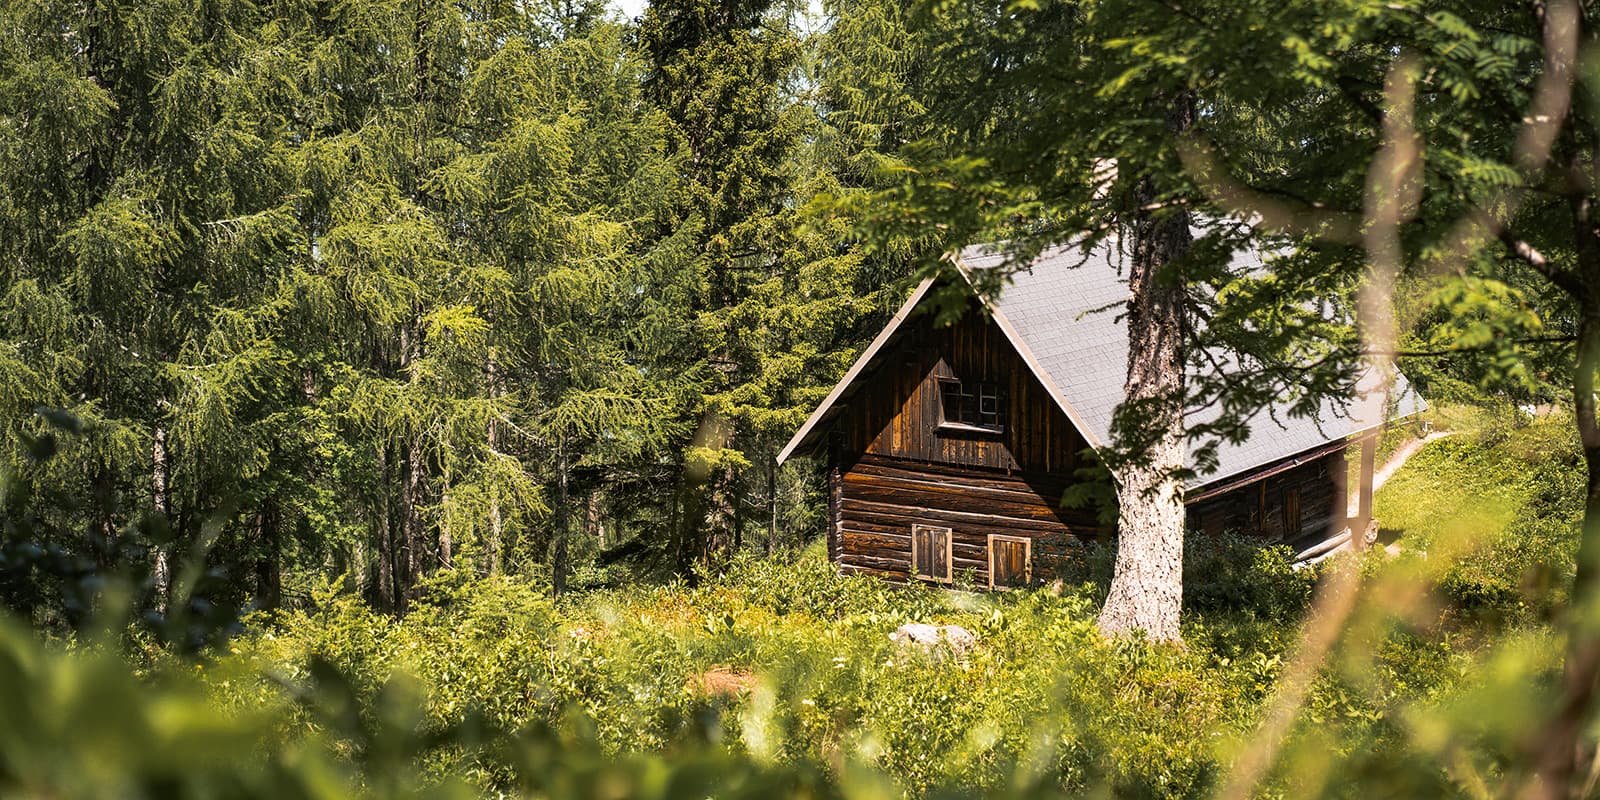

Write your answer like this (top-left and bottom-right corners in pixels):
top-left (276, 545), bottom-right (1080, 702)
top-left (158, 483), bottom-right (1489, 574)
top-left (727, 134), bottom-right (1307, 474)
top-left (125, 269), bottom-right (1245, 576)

top-left (766, 451), bottom-right (778, 554)
top-left (585, 489), bottom-right (604, 550)
top-left (552, 439), bottom-right (570, 595)
top-left (397, 316), bottom-right (424, 603)
top-left (254, 498), bottom-right (281, 612)
top-left (400, 436), bottom-right (424, 600)
top-left (1097, 102), bottom-right (1194, 643)
top-left (350, 535), bottom-right (367, 597)
top-left (673, 408), bottom-right (731, 582)
top-left (150, 422), bottom-right (171, 613)
top-left (438, 486), bottom-right (453, 569)
top-left (486, 349), bottom-right (502, 575)
top-left (1533, 196), bottom-right (1600, 799)
top-left (375, 443), bottom-right (397, 613)
top-left (731, 481), bottom-right (743, 555)
top-left (90, 463), bottom-right (117, 569)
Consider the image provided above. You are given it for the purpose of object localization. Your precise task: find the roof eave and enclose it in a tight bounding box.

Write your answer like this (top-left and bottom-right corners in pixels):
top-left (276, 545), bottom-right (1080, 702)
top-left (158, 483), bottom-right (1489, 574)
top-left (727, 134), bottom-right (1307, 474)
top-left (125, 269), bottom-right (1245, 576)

top-left (775, 276), bottom-right (940, 465)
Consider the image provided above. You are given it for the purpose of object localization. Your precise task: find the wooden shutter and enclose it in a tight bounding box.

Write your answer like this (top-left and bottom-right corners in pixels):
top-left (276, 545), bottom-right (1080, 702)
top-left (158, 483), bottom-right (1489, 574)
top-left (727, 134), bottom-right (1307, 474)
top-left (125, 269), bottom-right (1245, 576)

top-left (1284, 487), bottom-right (1302, 538)
top-left (912, 525), bottom-right (952, 582)
top-left (988, 535), bottom-right (1031, 590)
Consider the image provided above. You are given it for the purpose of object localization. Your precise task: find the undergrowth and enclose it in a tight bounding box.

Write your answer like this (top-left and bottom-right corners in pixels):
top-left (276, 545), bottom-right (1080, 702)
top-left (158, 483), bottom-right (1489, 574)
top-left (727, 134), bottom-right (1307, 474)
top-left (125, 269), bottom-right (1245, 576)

top-left (0, 407), bottom-right (1583, 798)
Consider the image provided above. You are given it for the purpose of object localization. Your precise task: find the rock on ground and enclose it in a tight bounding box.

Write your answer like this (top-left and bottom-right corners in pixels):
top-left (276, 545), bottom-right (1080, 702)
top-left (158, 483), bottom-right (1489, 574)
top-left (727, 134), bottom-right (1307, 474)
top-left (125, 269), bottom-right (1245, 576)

top-left (890, 623), bottom-right (976, 656)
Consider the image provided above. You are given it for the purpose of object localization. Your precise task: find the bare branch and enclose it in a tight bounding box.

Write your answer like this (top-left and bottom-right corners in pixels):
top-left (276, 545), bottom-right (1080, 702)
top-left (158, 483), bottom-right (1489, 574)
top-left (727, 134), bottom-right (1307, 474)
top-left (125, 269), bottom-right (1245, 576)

top-left (1496, 226), bottom-right (1586, 297)
top-left (1177, 138), bottom-right (1363, 243)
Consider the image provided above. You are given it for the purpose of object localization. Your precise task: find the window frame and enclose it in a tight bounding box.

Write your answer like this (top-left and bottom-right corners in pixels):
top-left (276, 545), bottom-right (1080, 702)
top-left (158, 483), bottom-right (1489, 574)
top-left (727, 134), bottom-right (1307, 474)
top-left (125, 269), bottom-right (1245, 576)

top-left (912, 524), bottom-right (953, 583)
top-left (987, 534), bottom-right (1032, 590)
top-left (936, 377), bottom-right (1005, 434)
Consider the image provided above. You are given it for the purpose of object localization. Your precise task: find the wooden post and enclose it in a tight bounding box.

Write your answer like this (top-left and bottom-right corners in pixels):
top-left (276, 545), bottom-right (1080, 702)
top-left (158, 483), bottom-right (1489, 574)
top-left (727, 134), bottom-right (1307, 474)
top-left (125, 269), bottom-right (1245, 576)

top-left (827, 465), bottom-right (842, 563)
top-left (1355, 434), bottom-right (1377, 546)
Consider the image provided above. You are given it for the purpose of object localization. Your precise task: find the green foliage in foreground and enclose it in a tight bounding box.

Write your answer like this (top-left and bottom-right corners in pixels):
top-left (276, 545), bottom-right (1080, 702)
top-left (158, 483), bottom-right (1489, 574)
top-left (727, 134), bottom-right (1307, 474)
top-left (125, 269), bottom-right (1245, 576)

top-left (0, 411), bottom-right (1584, 799)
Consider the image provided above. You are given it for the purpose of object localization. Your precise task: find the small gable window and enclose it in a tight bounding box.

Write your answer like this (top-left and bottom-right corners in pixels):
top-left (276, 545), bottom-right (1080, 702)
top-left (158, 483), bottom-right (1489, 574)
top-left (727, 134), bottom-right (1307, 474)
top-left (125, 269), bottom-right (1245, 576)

top-left (939, 378), bottom-right (1004, 433)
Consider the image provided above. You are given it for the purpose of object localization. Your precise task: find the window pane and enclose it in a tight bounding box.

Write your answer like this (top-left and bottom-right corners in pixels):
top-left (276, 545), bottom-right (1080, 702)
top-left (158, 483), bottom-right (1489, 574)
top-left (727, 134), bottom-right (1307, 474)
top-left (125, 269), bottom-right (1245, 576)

top-left (940, 379), bottom-right (1004, 429)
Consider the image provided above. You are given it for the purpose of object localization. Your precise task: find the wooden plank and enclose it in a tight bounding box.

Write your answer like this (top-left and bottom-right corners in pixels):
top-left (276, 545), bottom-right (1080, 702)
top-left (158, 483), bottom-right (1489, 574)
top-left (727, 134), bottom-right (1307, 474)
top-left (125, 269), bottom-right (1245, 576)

top-left (840, 500), bottom-right (1078, 535)
top-left (843, 464), bottom-right (1073, 507)
top-left (848, 552), bottom-right (914, 572)
top-left (837, 563), bottom-right (910, 583)
top-left (840, 529), bottom-right (912, 549)
top-left (852, 300), bottom-right (1084, 474)
top-left (853, 450), bottom-right (1076, 484)
top-left (988, 535), bottom-right (1031, 589)
top-left (843, 480), bottom-right (1081, 523)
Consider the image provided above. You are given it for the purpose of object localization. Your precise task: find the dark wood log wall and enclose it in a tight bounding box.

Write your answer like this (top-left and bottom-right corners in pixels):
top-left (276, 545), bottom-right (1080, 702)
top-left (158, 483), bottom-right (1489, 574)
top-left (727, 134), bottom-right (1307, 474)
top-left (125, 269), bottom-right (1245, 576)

top-left (1187, 448), bottom-right (1349, 546)
top-left (825, 302), bottom-right (1099, 585)
top-left (835, 455), bottom-right (1099, 584)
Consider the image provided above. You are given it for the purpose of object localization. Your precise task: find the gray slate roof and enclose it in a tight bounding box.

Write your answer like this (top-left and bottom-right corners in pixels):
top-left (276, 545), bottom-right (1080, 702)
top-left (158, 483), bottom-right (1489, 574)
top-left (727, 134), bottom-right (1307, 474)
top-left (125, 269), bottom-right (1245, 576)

top-left (958, 240), bottom-right (1427, 488)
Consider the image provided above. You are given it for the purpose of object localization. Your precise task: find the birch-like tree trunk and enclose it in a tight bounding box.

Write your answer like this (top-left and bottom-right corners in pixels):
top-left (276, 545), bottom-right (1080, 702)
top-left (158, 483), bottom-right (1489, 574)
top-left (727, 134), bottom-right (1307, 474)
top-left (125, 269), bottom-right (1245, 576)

top-left (150, 422), bottom-right (171, 612)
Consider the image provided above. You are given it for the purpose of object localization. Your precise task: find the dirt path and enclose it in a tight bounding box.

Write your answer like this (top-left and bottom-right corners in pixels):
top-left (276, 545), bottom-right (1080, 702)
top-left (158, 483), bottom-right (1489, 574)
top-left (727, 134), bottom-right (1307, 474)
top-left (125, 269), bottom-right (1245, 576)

top-left (1349, 430), bottom-right (1455, 518)
top-left (1297, 430), bottom-right (1455, 565)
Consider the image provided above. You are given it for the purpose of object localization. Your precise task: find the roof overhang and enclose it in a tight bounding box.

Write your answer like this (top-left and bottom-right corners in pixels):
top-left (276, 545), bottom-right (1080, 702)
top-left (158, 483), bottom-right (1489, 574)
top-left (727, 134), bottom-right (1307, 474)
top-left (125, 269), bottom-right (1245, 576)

top-left (1186, 397), bottom-right (1427, 497)
top-left (775, 276), bottom-right (937, 465)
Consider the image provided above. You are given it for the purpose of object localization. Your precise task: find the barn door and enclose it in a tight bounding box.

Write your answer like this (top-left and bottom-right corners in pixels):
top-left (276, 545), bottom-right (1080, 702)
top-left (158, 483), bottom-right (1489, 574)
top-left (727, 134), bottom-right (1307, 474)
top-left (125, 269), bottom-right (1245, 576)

top-left (988, 535), bottom-right (1031, 590)
top-left (912, 525), bottom-right (952, 582)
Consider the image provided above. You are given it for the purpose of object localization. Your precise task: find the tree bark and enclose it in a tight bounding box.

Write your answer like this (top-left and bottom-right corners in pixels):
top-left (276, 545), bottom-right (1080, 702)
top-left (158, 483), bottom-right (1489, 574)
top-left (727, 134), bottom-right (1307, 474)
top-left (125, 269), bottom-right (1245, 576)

top-left (397, 316), bottom-right (424, 603)
top-left (766, 451), bottom-right (778, 554)
top-left (1531, 195), bottom-right (1600, 800)
top-left (673, 408), bottom-right (732, 582)
top-left (552, 439), bottom-right (570, 595)
top-left (438, 486), bottom-right (453, 569)
top-left (486, 349), bottom-right (502, 575)
top-left (400, 435), bottom-right (424, 600)
top-left (254, 498), bottom-right (281, 612)
top-left (585, 489), bottom-right (604, 550)
top-left (90, 463), bottom-right (117, 569)
top-left (375, 443), bottom-right (397, 613)
top-left (150, 422), bottom-right (171, 613)
top-left (1097, 99), bottom-right (1194, 643)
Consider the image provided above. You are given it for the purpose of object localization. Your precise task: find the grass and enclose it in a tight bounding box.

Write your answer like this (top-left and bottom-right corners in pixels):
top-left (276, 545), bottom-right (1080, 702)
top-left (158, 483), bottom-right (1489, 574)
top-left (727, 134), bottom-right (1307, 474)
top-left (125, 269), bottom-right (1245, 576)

top-left (1374, 406), bottom-right (1582, 624)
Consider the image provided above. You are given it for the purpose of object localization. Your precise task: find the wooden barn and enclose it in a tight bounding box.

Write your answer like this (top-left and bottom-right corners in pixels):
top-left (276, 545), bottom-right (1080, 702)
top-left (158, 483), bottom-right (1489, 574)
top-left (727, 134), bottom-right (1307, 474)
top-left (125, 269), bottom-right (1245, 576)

top-left (777, 242), bottom-right (1426, 589)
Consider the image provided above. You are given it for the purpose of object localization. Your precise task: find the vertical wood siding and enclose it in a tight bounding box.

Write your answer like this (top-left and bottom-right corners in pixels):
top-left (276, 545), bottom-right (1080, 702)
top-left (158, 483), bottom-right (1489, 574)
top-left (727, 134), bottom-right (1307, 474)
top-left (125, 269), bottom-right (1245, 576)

top-left (843, 301), bottom-right (1085, 475)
